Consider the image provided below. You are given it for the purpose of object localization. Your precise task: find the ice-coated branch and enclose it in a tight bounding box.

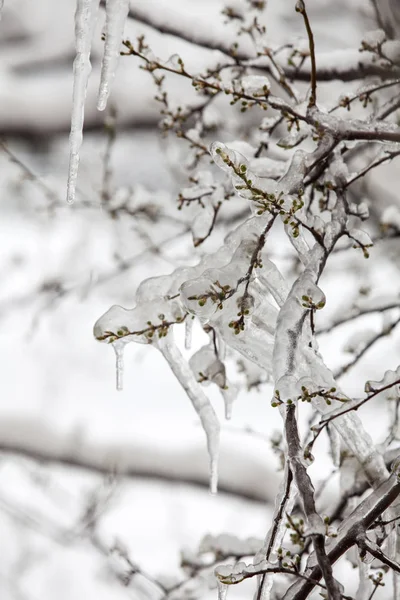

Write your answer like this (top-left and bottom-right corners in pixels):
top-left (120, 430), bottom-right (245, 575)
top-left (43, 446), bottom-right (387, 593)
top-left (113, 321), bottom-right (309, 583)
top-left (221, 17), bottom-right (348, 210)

top-left (334, 316), bottom-right (400, 379)
top-left (284, 404), bottom-right (341, 600)
top-left (318, 298), bottom-right (400, 334)
top-left (271, 179), bottom-right (390, 489)
top-left (357, 532), bottom-right (400, 574)
top-left (255, 464), bottom-right (295, 600)
top-left (283, 459), bottom-right (400, 600)
top-left (317, 375), bottom-right (400, 430)
top-left (295, 0), bottom-right (317, 108)
top-left (124, 2), bottom-right (399, 82)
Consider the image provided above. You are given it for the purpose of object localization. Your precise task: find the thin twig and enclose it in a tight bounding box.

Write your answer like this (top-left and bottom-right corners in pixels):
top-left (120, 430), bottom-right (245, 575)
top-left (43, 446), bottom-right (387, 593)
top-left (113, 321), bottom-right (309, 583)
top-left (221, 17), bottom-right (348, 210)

top-left (295, 0), bottom-right (317, 107)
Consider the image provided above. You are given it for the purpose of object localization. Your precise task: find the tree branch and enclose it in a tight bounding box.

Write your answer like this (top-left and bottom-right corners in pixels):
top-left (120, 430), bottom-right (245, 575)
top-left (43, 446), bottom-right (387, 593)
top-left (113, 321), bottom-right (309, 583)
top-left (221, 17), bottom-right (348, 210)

top-left (0, 416), bottom-right (279, 503)
top-left (285, 405), bottom-right (341, 600)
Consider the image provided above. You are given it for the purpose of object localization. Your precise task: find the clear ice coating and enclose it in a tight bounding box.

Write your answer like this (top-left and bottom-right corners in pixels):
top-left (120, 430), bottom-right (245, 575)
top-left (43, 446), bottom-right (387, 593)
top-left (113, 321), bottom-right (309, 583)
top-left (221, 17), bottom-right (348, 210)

top-left (67, 0), bottom-right (100, 204)
top-left (189, 344), bottom-right (227, 390)
top-left (97, 0), bottom-right (129, 111)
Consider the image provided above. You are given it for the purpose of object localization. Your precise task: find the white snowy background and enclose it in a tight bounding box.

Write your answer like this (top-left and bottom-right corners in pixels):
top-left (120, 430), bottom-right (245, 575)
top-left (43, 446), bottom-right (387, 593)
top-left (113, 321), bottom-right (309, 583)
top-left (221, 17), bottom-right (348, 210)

top-left (1, 1), bottom-right (400, 599)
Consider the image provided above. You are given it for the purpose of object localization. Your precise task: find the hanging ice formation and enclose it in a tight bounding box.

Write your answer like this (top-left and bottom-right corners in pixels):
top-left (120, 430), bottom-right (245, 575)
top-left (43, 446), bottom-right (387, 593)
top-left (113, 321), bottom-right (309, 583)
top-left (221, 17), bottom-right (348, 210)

top-left (67, 0), bottom-right (128, 203)
top-left (97, 0), bottom-right (130, 111)
top-left (67, 0), bottom-right (100, 204)
top-left (113, 342), bottom-right (124, 391)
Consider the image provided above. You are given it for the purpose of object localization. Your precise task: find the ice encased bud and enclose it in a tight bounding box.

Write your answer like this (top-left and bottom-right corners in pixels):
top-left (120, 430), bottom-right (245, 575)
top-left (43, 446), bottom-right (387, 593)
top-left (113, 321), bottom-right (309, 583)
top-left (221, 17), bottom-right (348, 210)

top-left (189, 344), bottom-right (227, 389)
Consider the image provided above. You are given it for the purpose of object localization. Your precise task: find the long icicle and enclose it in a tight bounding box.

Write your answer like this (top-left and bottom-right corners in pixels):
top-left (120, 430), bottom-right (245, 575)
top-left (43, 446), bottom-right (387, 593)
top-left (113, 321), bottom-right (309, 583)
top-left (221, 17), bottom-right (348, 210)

top-left (97, 0), bottom-right (129, 111)
top-left (67, 0), bottom-right (100, 204)
top-left (158, 334), bottom-right (220, 494)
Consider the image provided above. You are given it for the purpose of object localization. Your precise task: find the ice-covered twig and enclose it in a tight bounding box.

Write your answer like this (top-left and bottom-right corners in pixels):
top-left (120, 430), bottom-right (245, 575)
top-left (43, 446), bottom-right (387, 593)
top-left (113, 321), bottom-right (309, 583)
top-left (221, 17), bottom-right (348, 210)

top-left (295, 1), bottom-right (317, 108)
top-left (283, 459), bottom-right (400, 599)
top-left (124, 3), bottom-right (399, 82)
top-left (317, 374), bottom-right (400, 430)
top-left (255, 463), bottom-right (295, 600)
top-left (284, 405), bottom-right (341, 600)
top-left (357, 532), bottom-right (400, 574)
top-left (318, 298), bottom-right (400, 334)
top-left (334, 316), bottom-right (400, 379)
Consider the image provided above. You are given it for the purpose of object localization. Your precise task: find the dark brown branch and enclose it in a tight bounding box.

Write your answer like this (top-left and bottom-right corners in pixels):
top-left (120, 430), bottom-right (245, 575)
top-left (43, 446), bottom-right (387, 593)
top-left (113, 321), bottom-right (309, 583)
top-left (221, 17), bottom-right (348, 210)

top-left (283, 461), bottom-right (400, 599)
top-left (285, 405), bottom-right (341, 600)
top-left (257, 465), bottom-right (293, 600)
top-left (295, 0), bottom-right (317, 107)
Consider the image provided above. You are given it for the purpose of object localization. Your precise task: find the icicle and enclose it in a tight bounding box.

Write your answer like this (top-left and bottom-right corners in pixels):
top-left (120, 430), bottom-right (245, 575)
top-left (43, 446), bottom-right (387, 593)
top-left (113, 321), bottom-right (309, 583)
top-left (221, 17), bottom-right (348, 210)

top-left (185, 316), bottom-right (194, 350)
top-left (113, 342), bottom-right (124, 391)
top-left (258, 574), bottom-right (273, 600)
top-left (67, 0), bottom-right (100, 204)
top-left (327, 424), bottom-right (341, 467)
top-left (0, 0), bottom-right (4, 20)
top-left (355, 553), bottom-right (372, 600)
top-left (158, 334), bottom-right (220, 494)
top-left (97, 0), bottom-right (129, 111)
top-left (217, 334), bottom-right (226, 361)
top-left (217, 580), bottom-right (228, 600)
top-left (222, 385), bottom-right (238, 420)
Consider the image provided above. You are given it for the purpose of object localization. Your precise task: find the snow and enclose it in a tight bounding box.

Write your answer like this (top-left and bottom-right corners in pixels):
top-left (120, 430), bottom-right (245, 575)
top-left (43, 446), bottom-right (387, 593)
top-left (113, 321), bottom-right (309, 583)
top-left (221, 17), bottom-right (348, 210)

top-left (362, 29), bottom-right (386, 48)
top-left (240, 76), bottom-right (271, 96)
top-left (200, 533), bottom-right (262, 557)
top-left (382, 40), bottom-right (400, 63)
top-left (381, 205), bottom-right (400, 231)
